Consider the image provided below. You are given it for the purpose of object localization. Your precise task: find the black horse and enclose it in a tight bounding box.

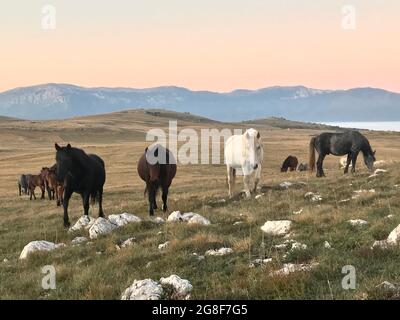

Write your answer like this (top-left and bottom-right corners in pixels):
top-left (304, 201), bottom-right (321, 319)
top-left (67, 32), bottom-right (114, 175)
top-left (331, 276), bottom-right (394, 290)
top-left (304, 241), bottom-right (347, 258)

top-left (55, 143), bottom-right (106, 227)
top-left (18, 174), bottom-right (31, 195)
top-left (309, 131), bottom-right (376, 177)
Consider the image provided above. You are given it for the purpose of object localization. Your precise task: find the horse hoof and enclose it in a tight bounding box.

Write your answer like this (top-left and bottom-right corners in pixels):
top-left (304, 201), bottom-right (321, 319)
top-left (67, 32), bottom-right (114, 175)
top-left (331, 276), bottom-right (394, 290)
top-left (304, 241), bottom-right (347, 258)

top-left (162, 205), bottom-right (167, 212)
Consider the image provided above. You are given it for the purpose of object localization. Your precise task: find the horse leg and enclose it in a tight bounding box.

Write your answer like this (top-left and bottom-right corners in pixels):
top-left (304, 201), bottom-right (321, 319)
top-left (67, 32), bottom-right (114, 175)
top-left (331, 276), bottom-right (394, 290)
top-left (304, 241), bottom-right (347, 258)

top-left (98, 188), bottom-right (104, 218)
top-left (82, 193), bottom-right (90, 216)
top-left (63, 188), bottom-right (73, 227)
top-left (351, 152), bottom-right (359, 173)
top-left (227, 166), bottom-right (235, 198)
top-left (148, 183), bottom-right (156, 216)
top-left (316, 154), bottom-right (326, 177)
top-left (243, 174), bottom-right (251, 198)
top-left (344, 153), bottom-right (351, 174)
top-left (253, 165), bottom-right (261, 193)
top-left (161, 186), bottom-right (169, 212)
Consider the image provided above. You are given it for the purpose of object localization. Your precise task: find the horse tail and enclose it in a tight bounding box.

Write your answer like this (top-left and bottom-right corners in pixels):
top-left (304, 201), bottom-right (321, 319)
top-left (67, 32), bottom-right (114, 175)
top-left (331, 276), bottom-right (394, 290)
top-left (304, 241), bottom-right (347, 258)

top-left (309, 137), bottom-right (316, 172)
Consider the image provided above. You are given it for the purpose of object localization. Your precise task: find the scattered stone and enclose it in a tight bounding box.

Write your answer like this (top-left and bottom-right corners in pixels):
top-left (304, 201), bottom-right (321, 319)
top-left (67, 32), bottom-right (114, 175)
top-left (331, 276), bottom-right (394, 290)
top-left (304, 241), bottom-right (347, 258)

top-left (290, 242), bottom-right (307, 251)
top-left (19, 241), bottom-right (65, 260)
top-left (371, 240), bottom-right (389, 250)
top-left (145, 262), bottom-right (152, 268)
top-left (167, 211), bottom-right (183, 222)
top-left (249, 258), bottom-right (272, 268)
top-left (293, 209), bottom-right (303, 215)
top-left (376, 281), bottom-right (396, 291)
top-left (368, 169), bottom-right (387, 179)
top-left (119, 237), bottom-right (136, 249)
top-left (157, 231), bottom-right (163, 235)
top-left (270, 262), bottom-right (319, 276)
top-left (71, 236), bottom-right (88, 245)
top-left (260, 220), bottom-right (292, 236)
top-left (121, 279), bottom-right (163, 300)
top-left (205, 248), bottom-right (233, 256)
top-left (3, 258), bottom-right (9, 263)
top-left (274, 244), bottom-right (287, 250)
top-left (88, 217), bottom-right (117, 239)
top-left (338, 199), bottom-right (351, 203)
top-left (158, 241), bottom-right (170, 250)
top-left (280, 182), bottom-right (293, 189)
top-left (304, 192), bottom-right (322, 202)
top-left (324, 241), bottom-right (331, 249)
top-left (347, 219), bottom-right (368, 227)
top-left (374, 160), bottom-right (386, 167)
top-left (68, 215), bottom-right (96, 232)
top-left (233, 221), bottom-right (243, 226)
top-left (108, 213), bottom-right (141, 227)
top-left (386, 214), bottom-right (394, 219)
top-left (255, 194), bottom-right (263, 200)
top-left (153, 217), bottom-right (165, 224)
top-left (160, 275), bottom-right (193, 299)
top-left (387, 224), bottom-right (400, 245)
top-left (187, 213), bottom-right (210, 226)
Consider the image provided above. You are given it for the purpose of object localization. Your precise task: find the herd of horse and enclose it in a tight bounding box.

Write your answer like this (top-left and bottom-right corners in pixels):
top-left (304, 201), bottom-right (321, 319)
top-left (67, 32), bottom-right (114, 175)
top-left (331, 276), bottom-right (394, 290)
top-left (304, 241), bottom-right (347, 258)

top-left (17, 129), bottom-right (377, 227)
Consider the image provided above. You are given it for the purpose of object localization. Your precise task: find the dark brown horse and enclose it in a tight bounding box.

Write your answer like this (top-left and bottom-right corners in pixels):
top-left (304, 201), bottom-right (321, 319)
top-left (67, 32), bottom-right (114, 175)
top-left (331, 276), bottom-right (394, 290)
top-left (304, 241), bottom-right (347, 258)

top-left (137, 144), bottom-right (177, 216)
top-left (281, 156), bottom-right (298, 172)
top-left (28, 174), bottom-right (45, 200)
top-left (41, 165), bottom-right (63, 205)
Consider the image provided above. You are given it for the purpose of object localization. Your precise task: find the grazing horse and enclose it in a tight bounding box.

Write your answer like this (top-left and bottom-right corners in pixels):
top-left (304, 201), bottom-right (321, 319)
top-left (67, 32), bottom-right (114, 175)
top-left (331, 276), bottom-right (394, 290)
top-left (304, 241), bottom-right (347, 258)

top-left (137, 144), bottom-right (177, 216)
top-left (28, 175), bottom-right (45, 200)
top-left (55, 143), bottom-right (106, 227)
top-left (225, 128), bottom-right (263, 198)
top-left (281, 156), bottom-right (298, 172)
top-left (309, 131), bottom-right (376, 177)
top-left (18, 174), bottom-right (30, 195)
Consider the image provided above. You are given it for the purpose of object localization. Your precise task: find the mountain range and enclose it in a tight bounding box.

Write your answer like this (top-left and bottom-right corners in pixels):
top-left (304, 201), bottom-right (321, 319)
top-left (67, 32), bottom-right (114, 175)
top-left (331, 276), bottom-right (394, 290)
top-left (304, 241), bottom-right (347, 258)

top-left (0, 83), bottom-right (399, 122)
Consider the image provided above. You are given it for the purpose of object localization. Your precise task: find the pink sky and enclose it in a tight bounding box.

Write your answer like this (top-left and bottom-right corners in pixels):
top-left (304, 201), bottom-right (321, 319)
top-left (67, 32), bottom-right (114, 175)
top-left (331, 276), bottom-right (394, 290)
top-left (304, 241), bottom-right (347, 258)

top-left (1, 1), bottom-right (400, 93)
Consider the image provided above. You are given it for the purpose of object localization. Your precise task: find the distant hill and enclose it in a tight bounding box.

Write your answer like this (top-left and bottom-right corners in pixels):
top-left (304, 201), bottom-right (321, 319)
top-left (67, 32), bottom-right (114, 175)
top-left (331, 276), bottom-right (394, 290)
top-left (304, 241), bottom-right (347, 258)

top-left (1, 83), bottom-right (399, 122)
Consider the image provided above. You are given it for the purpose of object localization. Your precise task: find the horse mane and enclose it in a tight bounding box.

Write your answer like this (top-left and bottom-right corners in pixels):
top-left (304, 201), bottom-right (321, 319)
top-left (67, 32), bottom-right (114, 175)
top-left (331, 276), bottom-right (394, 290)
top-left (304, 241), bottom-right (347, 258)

top-left (360, 137), bottom-right (374, 157)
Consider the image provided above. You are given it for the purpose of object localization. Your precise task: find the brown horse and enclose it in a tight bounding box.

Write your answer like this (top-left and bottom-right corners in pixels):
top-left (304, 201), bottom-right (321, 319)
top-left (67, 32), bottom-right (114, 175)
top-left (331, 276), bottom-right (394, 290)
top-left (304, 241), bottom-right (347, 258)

top-left (28, 174), bottom-right (45, 200)
top-left (137, 144), bottom-right (177, 216)
top-left (41, 165), bottom-right (63, 205)
top-left (281, 156), bottom-right (298, 172)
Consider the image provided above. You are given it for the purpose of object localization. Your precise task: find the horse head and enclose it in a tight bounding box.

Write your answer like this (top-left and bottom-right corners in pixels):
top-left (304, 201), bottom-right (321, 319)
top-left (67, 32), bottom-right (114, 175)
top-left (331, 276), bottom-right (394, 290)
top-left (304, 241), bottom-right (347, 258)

top-left (55, 143), bottom-right (73, 181)
top-left (243, 128), bottom-right (263, 170)
top-left (364, 149), bottom-right (376, 172)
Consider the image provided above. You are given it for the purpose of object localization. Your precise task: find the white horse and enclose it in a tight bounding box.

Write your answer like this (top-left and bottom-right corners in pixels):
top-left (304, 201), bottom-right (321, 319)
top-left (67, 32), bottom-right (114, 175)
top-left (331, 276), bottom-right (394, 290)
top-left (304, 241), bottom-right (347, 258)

top-left (224, 128), bottom-right (263, 198)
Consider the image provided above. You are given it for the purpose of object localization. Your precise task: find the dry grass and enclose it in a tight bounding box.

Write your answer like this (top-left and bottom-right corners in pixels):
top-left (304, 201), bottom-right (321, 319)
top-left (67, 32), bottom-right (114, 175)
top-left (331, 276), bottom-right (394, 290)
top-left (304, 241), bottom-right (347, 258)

top-left (1, 109), bottom-right (400, 299)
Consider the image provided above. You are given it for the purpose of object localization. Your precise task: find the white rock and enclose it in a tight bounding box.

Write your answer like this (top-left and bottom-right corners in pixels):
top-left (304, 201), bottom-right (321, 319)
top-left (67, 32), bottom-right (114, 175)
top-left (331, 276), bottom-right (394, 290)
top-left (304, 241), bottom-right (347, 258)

top-left (187, 214), bottom-right (210, 225)
top-left (260, 220), bottom-right (292, 236)
top-left (181, 212), bottom-right (195, 221)
top-left (68, 215), bottom-right (96, 232)
top-left (324, 241), bottom-right (331, 249)
top-left (153, 217), bottom-right (165, 224)
top-left (274, 244), bottom-right (288, 249)
top-left (270, 262), bottom-right (319, 276)
top-left (304, 192), bottom-right (322, 202)
top-left (167, 211), bottom-right (183, 222)
top-left (159, 275), bottom-right (193, 298)
top-left (3, 258), bottom-right (9, 263)
top-left (386, 214), bottom-right (394, 219)
top-left (371, 240), bottom-right (389, 250)
top-left (192, 253), bottom-right (205, 261)
top-left (249, 258), bottom-right (272, 268)
top-left (233, 221), bottom-right (243, 225)
top-left (158, 241), bottom-right (170, 250)
top-left (347, 219), bottom-right (369, 227)
top-left (108, 213), bottom-right (141, 227)
top-left (376, 281), bottom-right (396, 290)
top-left (293, 209), bottom-right (303, 215)
top-left (145, 262), bottom-right (152, 268)
top-left (121, 279), bottom-right (163, 300)
top-left (280, 182), bottom-right (293, 189)
top-left (19, 241), bottom-right (65, 260)
top-left (374, 160), bottom-right (386, 167)
top-left (338, 199), bottom-right (351, 203)
top-left (368, 169), bottom-right (387, 179)
top-left (387, 224), bottom-right (400, 245)
top-left (290, 242), bottom-right (307, 251)
top-left (89, 217), bottom-right (117, 239)
top-left (205, 248), bottom-right (233, 256)
top-left (71, 236), bottom-right (88, 245)
top-left (255, 194), bottom-right (263, 200)
top-left (121, 237), bottom-right (135, 248)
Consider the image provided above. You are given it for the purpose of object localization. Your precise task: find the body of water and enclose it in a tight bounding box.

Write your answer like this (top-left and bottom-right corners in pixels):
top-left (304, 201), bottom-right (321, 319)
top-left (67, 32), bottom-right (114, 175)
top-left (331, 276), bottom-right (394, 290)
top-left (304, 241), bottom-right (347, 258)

top-left (320, 121), bottom-right (400, 132)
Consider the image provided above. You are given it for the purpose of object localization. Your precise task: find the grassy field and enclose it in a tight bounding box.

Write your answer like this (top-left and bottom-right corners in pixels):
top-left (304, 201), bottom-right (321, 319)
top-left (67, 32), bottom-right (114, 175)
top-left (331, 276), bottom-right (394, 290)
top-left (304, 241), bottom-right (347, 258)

top-left (1, 109), bottom-right (400, 300)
